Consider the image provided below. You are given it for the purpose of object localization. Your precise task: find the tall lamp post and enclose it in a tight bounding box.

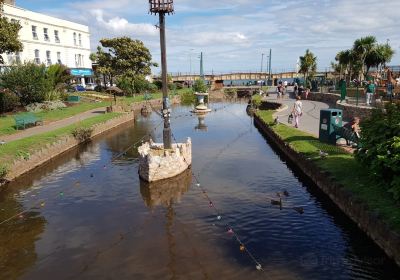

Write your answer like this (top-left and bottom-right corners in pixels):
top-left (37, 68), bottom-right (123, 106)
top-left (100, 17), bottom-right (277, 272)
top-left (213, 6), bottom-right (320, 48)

top-left (149, 0), bottom-right (174, 149)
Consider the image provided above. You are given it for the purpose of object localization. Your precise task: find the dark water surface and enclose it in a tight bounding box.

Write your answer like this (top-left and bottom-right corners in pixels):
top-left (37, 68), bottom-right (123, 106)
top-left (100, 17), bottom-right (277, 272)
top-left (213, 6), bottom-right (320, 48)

top-left (0, 102), bottom-right (399, 280)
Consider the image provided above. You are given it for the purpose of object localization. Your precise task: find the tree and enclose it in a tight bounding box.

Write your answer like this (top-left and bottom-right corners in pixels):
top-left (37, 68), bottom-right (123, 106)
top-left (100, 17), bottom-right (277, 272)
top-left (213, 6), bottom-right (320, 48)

top-left (0, 0), bottom-right (23, 64)
top-left (0, 62), bottom-right (52, 105)
top-left (352, 36), bottom-right (377, 79)
top-left (91, 37), bottom-right (157, 88)
top-left (299, 49), bottom-right (317, 86)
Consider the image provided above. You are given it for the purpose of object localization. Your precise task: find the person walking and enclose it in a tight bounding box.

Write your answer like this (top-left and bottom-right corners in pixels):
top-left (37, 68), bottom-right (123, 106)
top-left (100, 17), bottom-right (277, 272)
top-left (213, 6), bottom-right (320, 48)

top-left (364, 80), bottom-right (375, 106)
top-left (292, 96), bottom-right (303, 128)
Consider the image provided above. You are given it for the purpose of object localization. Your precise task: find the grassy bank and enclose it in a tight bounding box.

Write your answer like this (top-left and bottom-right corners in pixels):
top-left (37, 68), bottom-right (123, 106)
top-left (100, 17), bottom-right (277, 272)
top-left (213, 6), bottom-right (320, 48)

top-left (256, 109), bottom-right (400, 232)
top-left (0, 89), bottom-right (192, 137)
top-left (0, 113), bottom-right (121, 168)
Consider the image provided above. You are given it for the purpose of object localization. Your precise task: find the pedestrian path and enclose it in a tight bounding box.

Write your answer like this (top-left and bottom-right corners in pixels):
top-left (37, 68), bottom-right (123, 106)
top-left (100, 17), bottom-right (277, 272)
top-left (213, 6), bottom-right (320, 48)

top-left (1, 107), bottom-right (106, 143)
top-left (264, 91), bottom-right (330, 136)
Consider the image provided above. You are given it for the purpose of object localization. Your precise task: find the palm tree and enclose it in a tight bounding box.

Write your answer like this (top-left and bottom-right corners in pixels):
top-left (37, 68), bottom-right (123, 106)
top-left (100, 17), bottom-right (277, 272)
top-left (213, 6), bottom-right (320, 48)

top-left (335, 50), bottom-right (352, 80)
top-left (299, 49), bottom-right (317, 87)
top-left (352, 36), bottom-right (377, 79)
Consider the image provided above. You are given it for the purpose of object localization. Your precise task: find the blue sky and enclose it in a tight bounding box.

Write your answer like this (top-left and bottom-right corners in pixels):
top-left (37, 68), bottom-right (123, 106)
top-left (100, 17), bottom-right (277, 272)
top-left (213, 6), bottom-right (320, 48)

top-left (16, 0), bottom-right (400, 74)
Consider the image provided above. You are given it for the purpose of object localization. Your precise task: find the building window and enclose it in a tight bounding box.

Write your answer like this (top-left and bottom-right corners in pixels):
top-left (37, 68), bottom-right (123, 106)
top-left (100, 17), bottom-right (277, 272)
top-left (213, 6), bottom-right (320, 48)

top-left (54, 30), bottom-right (60, 43)
top-left (34, 49), bottom-right (40, 64)
top-left (44, 28), bottom-right (49, 41)
top-left (81, 55), bottom-right (84, 67)
top-left (46, 51), bottom-right (51, 65)
top-left (32, 25), bottom-right (38, 40)
top-left (78, 33), bottom-right (82, 46)
top-left (57, 52), bottom-right (61, 64)
top-left (73, 32), bottom-right (77, 45)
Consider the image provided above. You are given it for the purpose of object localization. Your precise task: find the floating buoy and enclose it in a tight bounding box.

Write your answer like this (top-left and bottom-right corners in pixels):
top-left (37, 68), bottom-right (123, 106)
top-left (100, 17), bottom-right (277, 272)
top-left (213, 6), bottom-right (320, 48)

top-left (209, 202), bottom-right (213, 207)
top-left (227, 228), bottom-right (234, 234)
top-left (256, 264), bottom-right (262, 271)
top-left (19, 214), bottom-right (24, 219)
top-left (217, 215), bottom-right (221, 220)
top-left (196, 183), bottom-right (201, 187)
top-left (240, 244), bottom-right (245, 251)
top-left (90, 174), bottom-right (94, 178)
top-left (40, 202), bottom-right (45, 207)
top-left (59, 192), bottom-right (64, 197)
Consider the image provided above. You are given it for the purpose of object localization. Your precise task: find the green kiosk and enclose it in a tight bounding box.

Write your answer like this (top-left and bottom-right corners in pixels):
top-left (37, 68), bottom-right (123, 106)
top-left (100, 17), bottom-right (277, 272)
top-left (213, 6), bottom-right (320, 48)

top-left (319, 109), bottom-right (343, 144)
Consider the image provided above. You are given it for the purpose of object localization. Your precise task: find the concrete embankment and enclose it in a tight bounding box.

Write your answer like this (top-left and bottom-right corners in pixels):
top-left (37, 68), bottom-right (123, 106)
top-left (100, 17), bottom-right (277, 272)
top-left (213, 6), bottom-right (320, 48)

top-left (2, 96), bottom-right (181, 185)
top-left (5, 112), bottom-right (135, 183)
top-left (253, 113), bottom-right (400, 267)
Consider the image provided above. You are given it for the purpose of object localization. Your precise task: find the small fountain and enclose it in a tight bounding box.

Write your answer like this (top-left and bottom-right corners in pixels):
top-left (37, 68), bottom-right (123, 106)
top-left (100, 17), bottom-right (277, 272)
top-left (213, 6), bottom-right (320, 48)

top-left (192, 92), bottom-right (211, 114)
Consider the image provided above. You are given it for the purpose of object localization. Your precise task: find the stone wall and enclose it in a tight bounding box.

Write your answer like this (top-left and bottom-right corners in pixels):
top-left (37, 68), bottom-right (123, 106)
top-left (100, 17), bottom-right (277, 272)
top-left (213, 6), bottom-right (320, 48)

top-left (335, 101), bottom-right (375, 121)
top-left (253, 114), bottom-right (400, 267)
top-left (5, 112), bottom-right (135, 182)
top-left (138, 138), bottom-right (192, 182)
top-left (307, 92), bottom-right (341, 104)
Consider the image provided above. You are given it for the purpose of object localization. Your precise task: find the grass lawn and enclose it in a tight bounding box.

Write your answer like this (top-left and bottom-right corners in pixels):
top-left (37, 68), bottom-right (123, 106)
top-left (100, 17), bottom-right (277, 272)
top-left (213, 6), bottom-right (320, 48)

top-left (256, 109), bottom-right (400, 232)
top-left (0, 101), bottom-right (109, 137)
top-left (0, 112), bottom-right (121, 167)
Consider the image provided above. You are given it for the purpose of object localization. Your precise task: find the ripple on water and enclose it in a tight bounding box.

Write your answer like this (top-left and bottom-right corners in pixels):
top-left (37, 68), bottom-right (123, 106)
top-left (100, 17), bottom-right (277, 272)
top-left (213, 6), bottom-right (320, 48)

top-left (1, 103), bottom-right (399, 280)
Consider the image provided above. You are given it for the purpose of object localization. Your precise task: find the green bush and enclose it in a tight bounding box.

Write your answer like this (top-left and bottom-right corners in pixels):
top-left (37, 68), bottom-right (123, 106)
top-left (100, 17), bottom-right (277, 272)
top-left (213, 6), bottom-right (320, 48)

top-left (356, 103), bottom-right (400, 200)
top-left (0, 164), bottom-right (8, 179)
top-left (147, 83), bottom-right (158, 93)
top-left (193, 79), bottom-right (208, 93)
top-left (0, 89), bottom-right (20, 113)
top-left (72, 127), bottom-right (94, 142)
top-left (180, 89), bottom-right (196, 105)
top-left (224, 88), bottom-right (237, 98)
top-left (0, 62), bottom-right (52, 105)
top-left (153, 81), bottom-right (162, 90)
top-left (117, 75), bottom-right (150, 95)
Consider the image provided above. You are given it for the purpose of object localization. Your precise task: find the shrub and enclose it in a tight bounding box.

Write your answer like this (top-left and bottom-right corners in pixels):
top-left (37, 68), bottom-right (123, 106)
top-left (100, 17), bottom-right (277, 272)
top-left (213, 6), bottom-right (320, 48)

top-left (168, 83), bottom-right (177, 91)
top-left (117, 75), bottom-right (150, 95)
top-left (44, 90), bottom-right (62, 101)
top-left (224, 88), bottom-right (237, 98)
top-left (180, 89), bottom-right (195, 105)
top-left (356, 103), bottom-right (400, 200)
top-left (153, 81), bottom-right (162, 90)
top-left (0, 62), bottom-right (52, 105)
top-left (72, 127), bottom-right (93, 142)
top-left (25, 101), bottom-right (66, 113)
top-left (193, 79), bottom-right (208, 93)
top-left (147, 83), bottom-right (158, 93)
top-left (0, 89), bottom-right (20, 113)
top-left (0, 164), bottom-right (8, 179)
top-left (251, 95), bottom-right (262, 108)
top-left (47, 64), bottom-right (72, 91)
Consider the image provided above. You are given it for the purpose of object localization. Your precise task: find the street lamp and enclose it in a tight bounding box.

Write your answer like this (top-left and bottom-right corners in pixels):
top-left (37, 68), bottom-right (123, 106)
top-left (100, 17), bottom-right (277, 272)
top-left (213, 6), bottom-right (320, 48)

top-left (149, 0), bottom-right (174, 149)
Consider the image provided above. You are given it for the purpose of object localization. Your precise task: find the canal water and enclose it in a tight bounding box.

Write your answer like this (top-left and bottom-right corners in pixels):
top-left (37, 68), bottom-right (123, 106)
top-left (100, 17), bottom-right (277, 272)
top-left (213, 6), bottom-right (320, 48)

top-left (0, 102), bottom-right (399, 280)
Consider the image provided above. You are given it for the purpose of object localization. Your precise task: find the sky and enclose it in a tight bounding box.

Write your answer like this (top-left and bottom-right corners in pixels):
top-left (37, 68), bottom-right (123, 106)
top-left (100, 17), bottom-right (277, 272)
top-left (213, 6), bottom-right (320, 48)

top-left (16, 0), bottom-right (400, 74)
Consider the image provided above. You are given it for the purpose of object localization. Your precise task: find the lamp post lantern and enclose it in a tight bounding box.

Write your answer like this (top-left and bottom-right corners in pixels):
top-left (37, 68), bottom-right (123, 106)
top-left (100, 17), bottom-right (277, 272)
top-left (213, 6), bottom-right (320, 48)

top-left (149, 0), bottom-right (174, 149)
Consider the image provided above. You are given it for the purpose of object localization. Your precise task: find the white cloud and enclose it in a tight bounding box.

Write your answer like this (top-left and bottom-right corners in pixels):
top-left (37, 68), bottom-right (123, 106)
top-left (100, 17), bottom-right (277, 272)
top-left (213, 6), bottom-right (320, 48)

top-left (35, 0), bottom-right (400, 73)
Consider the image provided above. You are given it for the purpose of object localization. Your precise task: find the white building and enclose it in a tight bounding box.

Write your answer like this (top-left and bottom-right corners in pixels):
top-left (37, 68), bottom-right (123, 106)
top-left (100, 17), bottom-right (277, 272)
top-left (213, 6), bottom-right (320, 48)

top-left (1, 1), bottom-right (93, 85)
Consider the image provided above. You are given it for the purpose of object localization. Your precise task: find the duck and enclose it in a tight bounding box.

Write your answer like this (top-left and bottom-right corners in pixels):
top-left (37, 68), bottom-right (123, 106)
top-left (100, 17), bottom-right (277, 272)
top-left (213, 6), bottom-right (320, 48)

top-left (293, 207), bottom-right (304, 214)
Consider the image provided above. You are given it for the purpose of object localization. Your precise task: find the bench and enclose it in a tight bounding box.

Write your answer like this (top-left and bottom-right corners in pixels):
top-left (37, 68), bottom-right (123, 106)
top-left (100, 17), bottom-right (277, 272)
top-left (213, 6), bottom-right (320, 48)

top-left (67, 95), bottom-right (81, 103)
top-left (333, 125), bottom-right (359, 146)
top-left (14, 113), bottom-right (43, 130)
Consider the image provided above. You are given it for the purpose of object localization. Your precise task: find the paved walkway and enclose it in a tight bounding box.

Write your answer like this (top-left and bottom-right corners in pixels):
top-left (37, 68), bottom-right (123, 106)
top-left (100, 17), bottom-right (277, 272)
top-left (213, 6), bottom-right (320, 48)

top-left (1, 107), bottom-right (106, 143)
top-left (264, 89), bottom-right (331, 136)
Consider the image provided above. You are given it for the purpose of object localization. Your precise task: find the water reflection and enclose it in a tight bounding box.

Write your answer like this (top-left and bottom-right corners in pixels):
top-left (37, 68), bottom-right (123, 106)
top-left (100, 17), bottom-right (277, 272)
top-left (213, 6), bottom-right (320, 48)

top-left (194, 114), bottom-right (208, 132)
top-left (140, 168), bottom-right (192, 208)
top-left (0, 197), bottom-right (46, 279)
